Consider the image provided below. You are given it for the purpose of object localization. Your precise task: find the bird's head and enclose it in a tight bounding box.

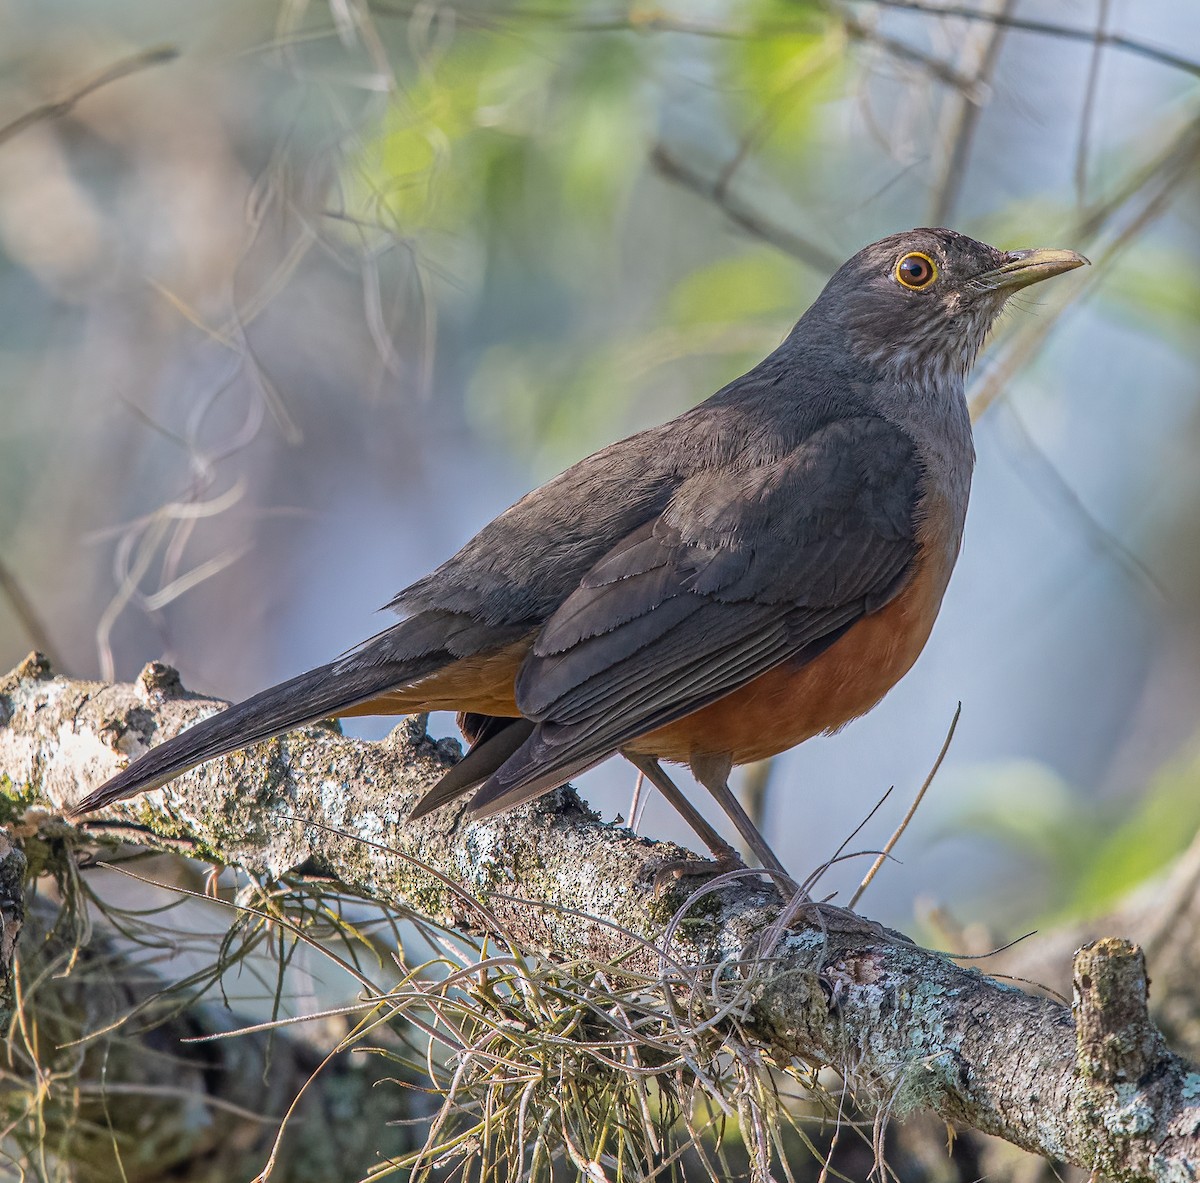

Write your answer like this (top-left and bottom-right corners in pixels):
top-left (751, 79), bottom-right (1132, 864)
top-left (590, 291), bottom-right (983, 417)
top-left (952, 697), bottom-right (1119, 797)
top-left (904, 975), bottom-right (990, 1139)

top-left (806, 227), bottom-right (1088, 388)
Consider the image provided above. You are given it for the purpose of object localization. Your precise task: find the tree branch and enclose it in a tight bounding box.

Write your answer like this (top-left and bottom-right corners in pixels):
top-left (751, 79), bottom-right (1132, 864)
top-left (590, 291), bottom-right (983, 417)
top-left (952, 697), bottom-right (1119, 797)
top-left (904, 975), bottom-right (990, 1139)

top-left (3, 654), bottom-right (1200, 1181)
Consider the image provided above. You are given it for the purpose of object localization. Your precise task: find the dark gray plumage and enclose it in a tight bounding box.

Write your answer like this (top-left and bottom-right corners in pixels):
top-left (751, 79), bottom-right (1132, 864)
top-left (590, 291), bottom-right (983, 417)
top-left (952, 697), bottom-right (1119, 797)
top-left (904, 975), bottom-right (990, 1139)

top-left (73, 228), bottom-right (1087, 869)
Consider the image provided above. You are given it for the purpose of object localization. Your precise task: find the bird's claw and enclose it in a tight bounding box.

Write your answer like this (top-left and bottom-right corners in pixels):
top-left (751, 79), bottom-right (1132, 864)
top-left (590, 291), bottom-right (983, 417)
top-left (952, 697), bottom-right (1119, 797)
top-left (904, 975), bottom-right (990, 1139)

top-left (651, 850), bottom-right (747, 898)
top-left (796, 901), bottom-right (912, 943)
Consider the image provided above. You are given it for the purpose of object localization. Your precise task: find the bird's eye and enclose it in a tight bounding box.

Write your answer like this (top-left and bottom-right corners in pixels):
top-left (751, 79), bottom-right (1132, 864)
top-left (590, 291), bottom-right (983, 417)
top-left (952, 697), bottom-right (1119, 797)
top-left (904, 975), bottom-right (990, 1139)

top-left (895, 252), bottom-right (938, 290)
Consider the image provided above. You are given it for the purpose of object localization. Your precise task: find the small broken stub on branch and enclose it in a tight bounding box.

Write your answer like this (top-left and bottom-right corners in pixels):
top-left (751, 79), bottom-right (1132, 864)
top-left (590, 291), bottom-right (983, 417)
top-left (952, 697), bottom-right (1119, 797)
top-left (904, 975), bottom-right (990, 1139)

top-left (136, 660), bottom-right (187, 701)
top-left (1073, 937), bottom-right (1165, 1086)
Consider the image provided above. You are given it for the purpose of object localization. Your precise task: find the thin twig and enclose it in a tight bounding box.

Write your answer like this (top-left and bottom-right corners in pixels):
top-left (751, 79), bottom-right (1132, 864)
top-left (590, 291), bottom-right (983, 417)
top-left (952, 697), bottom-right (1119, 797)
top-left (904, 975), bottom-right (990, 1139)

top-left (853, 0), bottom-right (1200, 78)
top-left (0, 45), bottom-right (179, 149)
top-left (841, 12), bottom-right (983, 97)
top-left (1075, 0), bottom-right (1111, 208)
top-left (997, 398), bottom-right (1171, 607)
top-left (849, 702), bottom-right (960, 909)
top-left (650, 144), bottom-right (841, 272)
top-left (928, 0), bottom-right (1016, 226)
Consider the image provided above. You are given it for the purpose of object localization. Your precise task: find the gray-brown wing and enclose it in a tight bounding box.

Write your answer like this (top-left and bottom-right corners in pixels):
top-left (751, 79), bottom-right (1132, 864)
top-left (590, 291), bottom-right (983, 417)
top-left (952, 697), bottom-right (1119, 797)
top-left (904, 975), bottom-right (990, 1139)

top-left (466, 415), bottom-right (923, 814)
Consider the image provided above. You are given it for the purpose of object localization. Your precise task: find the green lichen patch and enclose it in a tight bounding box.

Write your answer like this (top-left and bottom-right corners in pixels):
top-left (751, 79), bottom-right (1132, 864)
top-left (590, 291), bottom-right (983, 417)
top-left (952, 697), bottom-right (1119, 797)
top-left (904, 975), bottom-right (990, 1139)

top-left (0, 775), bottom-right (37, 822)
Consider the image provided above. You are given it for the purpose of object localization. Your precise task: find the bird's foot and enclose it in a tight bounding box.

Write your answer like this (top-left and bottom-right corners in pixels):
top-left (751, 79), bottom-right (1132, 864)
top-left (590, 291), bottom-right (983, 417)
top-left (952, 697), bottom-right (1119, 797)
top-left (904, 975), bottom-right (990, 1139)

top-left (651, 850), bottom-right (747, 897)
top-left (650, 851), bottom-right (806, 899)
top-left (791, 900), bottom-right (911, 944)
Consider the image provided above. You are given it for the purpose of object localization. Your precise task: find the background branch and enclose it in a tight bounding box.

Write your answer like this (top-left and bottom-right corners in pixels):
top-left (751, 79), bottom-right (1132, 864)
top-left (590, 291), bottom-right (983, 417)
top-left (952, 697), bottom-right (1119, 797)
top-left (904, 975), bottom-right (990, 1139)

top-left (0, 45), bottom-right (178, 149)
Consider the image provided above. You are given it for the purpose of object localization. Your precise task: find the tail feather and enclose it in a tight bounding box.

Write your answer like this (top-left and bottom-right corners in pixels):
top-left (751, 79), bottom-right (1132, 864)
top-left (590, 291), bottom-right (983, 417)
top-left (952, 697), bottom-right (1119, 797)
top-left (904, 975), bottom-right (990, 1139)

top-left (409, 718), bottom-right (534, 820)
top-left (70, 653), bottom-right (444, 817)
top-left (467, 747), bottom-right (602, 819)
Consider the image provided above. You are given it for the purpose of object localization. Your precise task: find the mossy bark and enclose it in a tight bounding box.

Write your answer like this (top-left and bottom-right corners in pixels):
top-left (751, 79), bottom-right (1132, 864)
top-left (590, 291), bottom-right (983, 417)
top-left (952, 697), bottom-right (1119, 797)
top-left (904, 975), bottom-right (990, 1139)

top-left (3, 655), bottom-right (1200, 1182)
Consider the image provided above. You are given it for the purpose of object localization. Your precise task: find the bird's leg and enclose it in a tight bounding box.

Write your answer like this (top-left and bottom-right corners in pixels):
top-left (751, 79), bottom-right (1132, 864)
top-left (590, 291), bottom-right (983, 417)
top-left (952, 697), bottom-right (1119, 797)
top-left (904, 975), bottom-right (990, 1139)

top-left (689, 753), bottom-right (800, 896)
top-left (622, 753), bottom-right (747, 885)
top-left (688, 759), bottom-right (896, 937)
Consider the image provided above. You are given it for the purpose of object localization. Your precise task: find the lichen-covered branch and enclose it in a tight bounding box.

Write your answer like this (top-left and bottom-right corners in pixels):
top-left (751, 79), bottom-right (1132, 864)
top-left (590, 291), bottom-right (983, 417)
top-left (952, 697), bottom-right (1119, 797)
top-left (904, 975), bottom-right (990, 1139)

top-left (3, 653), bottom-right (1200, 1182)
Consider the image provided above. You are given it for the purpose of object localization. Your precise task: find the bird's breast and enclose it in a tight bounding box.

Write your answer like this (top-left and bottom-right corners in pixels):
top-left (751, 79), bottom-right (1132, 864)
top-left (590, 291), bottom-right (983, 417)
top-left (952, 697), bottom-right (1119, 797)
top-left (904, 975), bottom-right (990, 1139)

top-left (628, 499), bottom-right (961, 767)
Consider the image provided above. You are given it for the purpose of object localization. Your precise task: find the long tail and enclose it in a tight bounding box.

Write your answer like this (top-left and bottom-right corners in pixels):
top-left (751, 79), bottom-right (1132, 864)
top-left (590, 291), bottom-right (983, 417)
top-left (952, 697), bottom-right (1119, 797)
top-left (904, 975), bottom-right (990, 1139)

top-left (70, 650), bottom-right (445, 817)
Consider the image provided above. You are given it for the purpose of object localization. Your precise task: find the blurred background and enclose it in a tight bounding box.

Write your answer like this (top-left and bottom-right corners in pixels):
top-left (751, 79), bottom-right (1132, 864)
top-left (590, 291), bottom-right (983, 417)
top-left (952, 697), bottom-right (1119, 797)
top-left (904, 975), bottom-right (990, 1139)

top-left (3, 0), bottom-right (1200, 938)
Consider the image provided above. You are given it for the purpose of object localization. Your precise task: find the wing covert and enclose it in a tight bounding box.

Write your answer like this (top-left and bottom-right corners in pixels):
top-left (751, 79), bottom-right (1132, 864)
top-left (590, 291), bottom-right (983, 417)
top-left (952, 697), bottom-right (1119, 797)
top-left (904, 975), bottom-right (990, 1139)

top-left (468, 415), bottom-right (924, 814)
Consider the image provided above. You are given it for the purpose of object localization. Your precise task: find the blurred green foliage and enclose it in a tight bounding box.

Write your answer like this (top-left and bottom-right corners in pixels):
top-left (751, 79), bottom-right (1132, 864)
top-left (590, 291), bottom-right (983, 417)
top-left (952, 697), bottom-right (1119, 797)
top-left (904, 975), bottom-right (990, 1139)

top-left (725, 6), bottom-right (842, 166)
top-left (354, 25), bottom-right (645, 242)
top-left (942, 748), bottom-right (1200, 923)
top-left (1101, 249), bottom-right (1200, 346)
top-left (345, 2), bottom-right (846, 472)
top-left (668, 248), bottom-right (800, 324)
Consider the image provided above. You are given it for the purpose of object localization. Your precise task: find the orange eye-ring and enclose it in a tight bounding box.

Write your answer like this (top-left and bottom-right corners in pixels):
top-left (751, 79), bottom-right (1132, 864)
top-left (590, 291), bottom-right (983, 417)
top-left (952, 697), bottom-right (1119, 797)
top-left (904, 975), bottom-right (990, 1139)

top-left (895, 252), bottom-right (938, 290)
